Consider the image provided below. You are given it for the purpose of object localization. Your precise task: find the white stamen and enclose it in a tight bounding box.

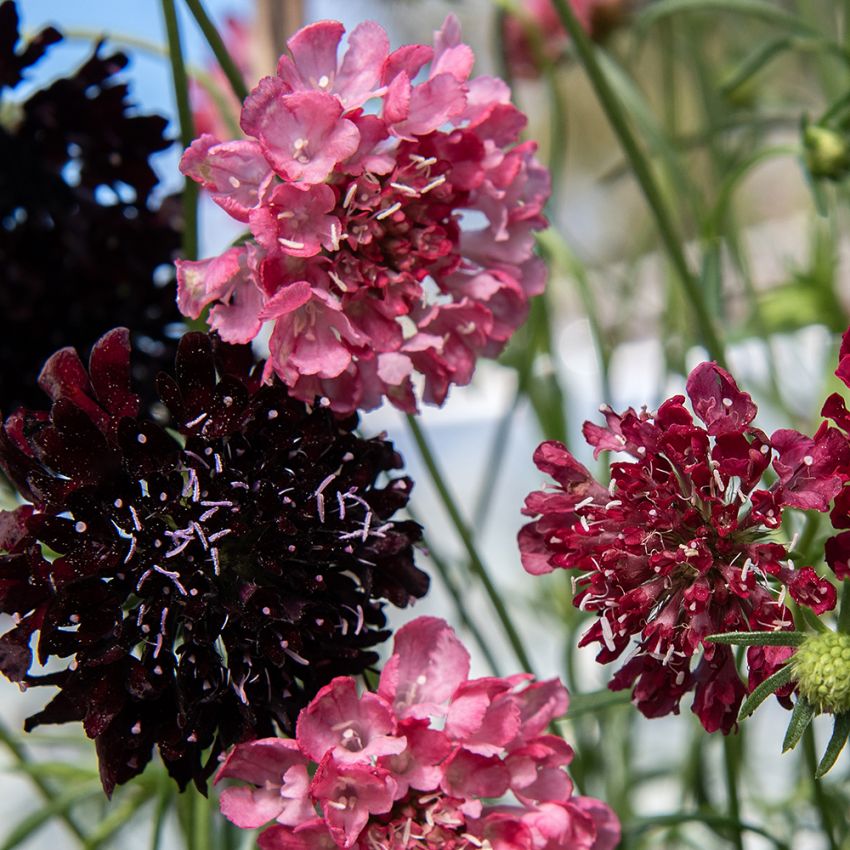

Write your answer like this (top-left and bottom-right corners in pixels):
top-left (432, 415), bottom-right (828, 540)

top-left (575, 496), bottom-right (594, 510)
top-left (278, 237), bottom-right (306, 250)
top-left (343, 183), bottom-right (358, 208)
top-left (375, 201), bottom-right (402, 220)
top-left (421, 174), bottom-right (446, 193)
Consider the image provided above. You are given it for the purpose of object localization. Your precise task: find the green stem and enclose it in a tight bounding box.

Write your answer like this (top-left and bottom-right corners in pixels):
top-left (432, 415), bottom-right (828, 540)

top-left (405, 414), bottom-right (535, 674)
top-left (183, 0), bottom-right (250, 102)
top-left (406, 506), bottom-right (504, 676)
top-left (839, 580), bottom-right (850, 633)
top-left (0, 719), bottom-right (88, 845)
top-left (722, 735), bottom-right (744, 850)
top-left (803, 726), bottom-right (839, 850)
top-left (160, 0), bottom-right (199, 262)
top-left (549, 0), bottom-right (726, 366)
top-left (191, 787), bottom-right (210, 850)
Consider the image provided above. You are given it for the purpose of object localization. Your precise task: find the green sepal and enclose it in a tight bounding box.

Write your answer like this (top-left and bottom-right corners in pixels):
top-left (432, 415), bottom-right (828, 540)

top-left (739, 663), bottom-right (794, 719)
top-left (782, 696), bottom-right (815, 752)
top-left (815, 712), bottom-right (850, 778)
top-left (705, 631), bottom-right (806, 647)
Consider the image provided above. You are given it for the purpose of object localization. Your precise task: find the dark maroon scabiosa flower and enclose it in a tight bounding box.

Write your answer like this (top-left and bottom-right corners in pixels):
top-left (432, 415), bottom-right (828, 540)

top-left (0, 0), bottom-right (182, 414)
top-left (0, 329), bottom-right (427, 795)
top-left (518, 362), bottom-right (845, 733)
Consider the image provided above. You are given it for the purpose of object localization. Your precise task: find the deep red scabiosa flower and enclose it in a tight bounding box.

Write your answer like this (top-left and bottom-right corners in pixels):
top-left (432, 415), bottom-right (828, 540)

top-left (216, 616), bottom-right (620, 850)
top-left (0, 329), bottom-right (427, 794)
top-left (518, 362), bottom-right (846, 733)
top-left (178, 15), bottom-right (550, 415)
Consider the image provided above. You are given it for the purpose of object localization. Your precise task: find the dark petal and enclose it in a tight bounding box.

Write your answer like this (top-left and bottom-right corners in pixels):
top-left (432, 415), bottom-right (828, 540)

top-left (174, 333), bottom-right (216, 414)
top-left (0, 504), bottom-right (33, 551)
top-left (116, 418), bottom-right (180, 477)
top-left (89, 328), bottom-right (140, 421)
top-left (0, 622), bottom-right (35, 679)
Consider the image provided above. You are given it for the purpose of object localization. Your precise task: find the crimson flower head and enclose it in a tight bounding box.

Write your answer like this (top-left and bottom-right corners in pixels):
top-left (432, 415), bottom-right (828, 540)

top-left (216, 616), bottom-right (620, 850)
top-left (519, 363), bottom-right (846, 733)
top-left (0, 329), bottom-right (427, 794)
top-left (177, 15), bottom-right (550, 414)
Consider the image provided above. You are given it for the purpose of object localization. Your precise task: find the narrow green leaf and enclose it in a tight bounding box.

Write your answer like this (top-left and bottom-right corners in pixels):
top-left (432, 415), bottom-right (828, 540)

top-left (837, 580), bottom-right (850, 633)
top-left (637, 0), bottom-right (816, 35)
top-left (626, 812), bottom-right (790, 849)
top-left (705, 630), bottom-right (806, 647)
top-left (559, 689), bottom-right (632, 719)
top-left (0, 781), bottom-right (101, 850)
top-left (815, 712), bottom-right (850, 778)
top-left (799, 605), bottom-right (831, 633)
top-left (739, 664), bottom-right (794, 719)
top-left (84, 789), bottom-right (155, 850)
top-left (782, 696), bottom-right (816, 752)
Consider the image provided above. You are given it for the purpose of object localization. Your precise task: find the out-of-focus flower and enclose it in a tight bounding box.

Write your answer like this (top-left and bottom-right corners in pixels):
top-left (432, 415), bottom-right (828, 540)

top-left (217, 616), bottom-right (620, 850)
top-left (190, 15), bottom-right (256, 140)
top-left (179, 16), bottom-right (550, 414)
top-left (0, 329), bottom-right (427, 794)
top-left (502, 0), bottom-right (633, 79)
top-left (0, 0), bottom-right (182, 414)
top-left (519, 362), bottom-right (845, 733)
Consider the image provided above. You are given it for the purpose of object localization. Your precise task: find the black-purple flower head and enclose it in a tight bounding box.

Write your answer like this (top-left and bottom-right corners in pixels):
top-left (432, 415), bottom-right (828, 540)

top-left (0, 329), bottom-right (428, 794)
top-left (0, 0), bottom-right (182, 413)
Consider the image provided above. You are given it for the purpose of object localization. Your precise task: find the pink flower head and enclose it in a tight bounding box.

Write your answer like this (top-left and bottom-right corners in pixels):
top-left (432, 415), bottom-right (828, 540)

top-left (218, 616), bottom-right (619, 850)
top-left (180, 16), bottom-right (550, 414)
top-left (518, 362), bottom-right (841, 733)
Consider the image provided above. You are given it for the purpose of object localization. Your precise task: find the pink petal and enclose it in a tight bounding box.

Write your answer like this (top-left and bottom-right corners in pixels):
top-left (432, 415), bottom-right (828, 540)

top-left (377, 616), bottom-right (470, 718)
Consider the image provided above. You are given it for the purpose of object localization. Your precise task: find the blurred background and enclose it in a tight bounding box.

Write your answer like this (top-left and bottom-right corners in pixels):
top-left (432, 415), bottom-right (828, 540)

top-left (4, 0), bottom-right (850, 847)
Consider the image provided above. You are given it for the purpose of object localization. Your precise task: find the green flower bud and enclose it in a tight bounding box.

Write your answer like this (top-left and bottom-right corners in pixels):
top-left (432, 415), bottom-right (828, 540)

top-left (791, 631), bottom-right (850, 714)
top-left (803, 125), bottom-right (850, 181)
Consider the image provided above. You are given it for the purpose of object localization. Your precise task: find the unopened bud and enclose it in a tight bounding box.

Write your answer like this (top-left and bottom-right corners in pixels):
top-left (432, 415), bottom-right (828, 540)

top-left (792, 631), bottom-right (850, 714)
top-left (803, 125), bottom-right (850, 181)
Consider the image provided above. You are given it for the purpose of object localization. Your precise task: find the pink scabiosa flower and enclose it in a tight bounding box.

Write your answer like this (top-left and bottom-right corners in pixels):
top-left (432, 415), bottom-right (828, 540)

top-left (518, 362), bottom-right (846, 733)
top-left (0, 330), bottom-right (428, 794)
top-left (216, 616), bottom-right (620, 850)
top-left (178, 16), bottom-right (550, 414)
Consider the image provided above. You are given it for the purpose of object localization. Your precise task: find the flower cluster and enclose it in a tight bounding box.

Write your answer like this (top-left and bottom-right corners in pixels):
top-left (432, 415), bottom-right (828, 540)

top-left (0, 329), bottom-right (427, 794)
top-left (217, 616), bottom-right (620, 850)
top-left (0, 0), bottom-right (182, 413)
top-left (519, 362), bottom-right (846, 733)
top-left (178, 15), bottom-right (549, 414)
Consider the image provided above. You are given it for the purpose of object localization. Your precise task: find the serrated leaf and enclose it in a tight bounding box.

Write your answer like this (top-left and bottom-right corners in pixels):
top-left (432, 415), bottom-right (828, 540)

top-left (782, 696), bottom-right (815, 752)
top-left (815, 712), bottom-right (850, 778)
top-left (705, 631), bottom-right (806, 647)
top-left (739, 664), bottom-right (794, 719)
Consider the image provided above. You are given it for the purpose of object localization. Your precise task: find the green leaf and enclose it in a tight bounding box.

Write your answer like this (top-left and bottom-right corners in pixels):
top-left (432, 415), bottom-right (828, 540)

top-left (782, 696), bottom-right (816, 752)
top-left (799, 605), bottom-right (831, 634)
top-left (739, 663), bottom-right (794, 719)
top-left (559, 689), bottom-right (632, 719)
top-left (815, 712), bottom-right (850, 778)
top-left (637, 0), bottom-right (816, 35)
top-left (0, 781), bottom-right (101, 850)
top-left (705, 631), bottom-right (806, 647)
top-left (11, 761), bottom-right (99, 783)
top-left (84, 789), bottom-right (156, 850)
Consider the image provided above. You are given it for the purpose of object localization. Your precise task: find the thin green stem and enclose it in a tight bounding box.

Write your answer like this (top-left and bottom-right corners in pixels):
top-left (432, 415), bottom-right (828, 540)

top-left (721, 736), bottom-right (744, 850)
top-left (0, 719), bottom-right (88, 845)
top-left (549, 0), bottom-right (726, 366)
top-left (160, 0), bottom-right (199, 261)
top-left (839, 580), bottom-right (850, 633)
top-left (405, 414), bottom-right (535, 674)
top-left (803, 726), bottom-right (839, 850)
top-left (191, 787), bottom-right (211, 850)
top-left (183, 0), bottom-right (250, 102)
top-left (406, 506), bottom-right (504, 676)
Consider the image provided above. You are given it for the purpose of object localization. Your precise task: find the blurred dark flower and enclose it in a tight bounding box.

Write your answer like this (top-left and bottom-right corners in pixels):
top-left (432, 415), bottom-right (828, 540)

top-left (0, 0), bottom-right (182, 414)
top-left (0, 329), bottom-right (427, 794)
